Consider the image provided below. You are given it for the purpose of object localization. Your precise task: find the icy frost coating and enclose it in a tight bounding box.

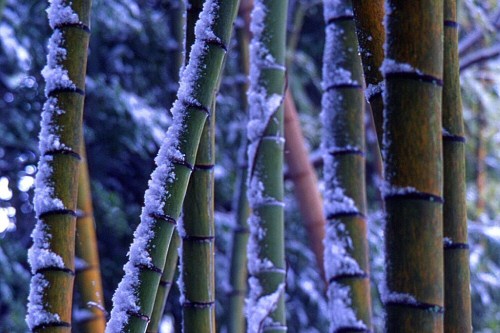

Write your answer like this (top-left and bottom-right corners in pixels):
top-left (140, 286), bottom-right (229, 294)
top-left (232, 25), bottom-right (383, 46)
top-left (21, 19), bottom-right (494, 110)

top-left (27, 1), bottom-right (80, 328)
top-left (321, 0), bottom-right (368, 331)
top-left (245, 1), bottom-right (286, 332)
top-left (105, 1), bottom-right (220, 332)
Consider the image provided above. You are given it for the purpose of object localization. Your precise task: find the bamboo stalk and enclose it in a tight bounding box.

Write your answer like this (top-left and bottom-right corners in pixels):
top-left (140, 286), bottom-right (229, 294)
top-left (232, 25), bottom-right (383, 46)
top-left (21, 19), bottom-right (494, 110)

top-left (146, 232), bottom-right (180, 333)
top-left (321, 1), bottom-right (372, 331)
top-left (73, 141), bottom-right (106, 333)
top-left (442, 1), bottom-right (472, 331)
top-left (227, 2), bottom-right (251, 331)
top-left (105, 1), bottom-right (240, 332)
top-left (146, 2), bottom-right (187, 331)
top-left (245, 1), bottom-right (288, 332)
top-left (284, 90), bottom-right (326, 280)
top-left (26, 1), bottom-right (92, 332)
top-left (351, 0), bottom-right (385, 147)
top-left (180, 1), bottom-right (218, 330)
top-left (180, 109), bottom-right (216, 332)
top-left (382, 1), bottom-right (444, 331)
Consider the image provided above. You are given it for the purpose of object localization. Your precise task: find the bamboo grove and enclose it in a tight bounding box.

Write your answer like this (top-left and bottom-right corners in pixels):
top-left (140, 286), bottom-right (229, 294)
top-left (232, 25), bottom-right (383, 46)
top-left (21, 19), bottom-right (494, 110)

top-left (17, 0), bottom-right (483, 332)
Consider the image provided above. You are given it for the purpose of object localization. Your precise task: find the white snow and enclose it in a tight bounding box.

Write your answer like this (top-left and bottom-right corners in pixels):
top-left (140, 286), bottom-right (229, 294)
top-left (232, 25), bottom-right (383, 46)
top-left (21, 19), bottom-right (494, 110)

top-left (246, 279), bottom-right (285, 333)
top-left (327, 282), bottom-right (366, 332)
top-left (42, 30), bottom-right (75, 95)
top-left (381, 58), bottom-right (422, 75)
top-left (365, 81), bottom-right (385, 101)
top-left (26, 274), bottom-right (61, 329)
top-left (47, 0), bottom-right (80, 29)
top-left (382, 288), bottom-right (418, 306)
top-left (106, 1), bottom-right (221, 331)
top-left (27, 221), bottom-right (65, 274)
top-left (323, 222), bottom-right (365, 279)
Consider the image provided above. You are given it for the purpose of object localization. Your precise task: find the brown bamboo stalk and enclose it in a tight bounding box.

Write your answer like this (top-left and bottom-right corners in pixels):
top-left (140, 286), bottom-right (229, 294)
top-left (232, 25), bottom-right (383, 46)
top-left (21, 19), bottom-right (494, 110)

top-left (352, 0), bottom-right (385, 146)
top-left (73, 141), bottom-right (106, 333)
top-left (284, 90), bottom-right (326, 279)
top-left (382, 0), bottom-right (444, 331)
top-left (442, 1), bottom-right (472, 331)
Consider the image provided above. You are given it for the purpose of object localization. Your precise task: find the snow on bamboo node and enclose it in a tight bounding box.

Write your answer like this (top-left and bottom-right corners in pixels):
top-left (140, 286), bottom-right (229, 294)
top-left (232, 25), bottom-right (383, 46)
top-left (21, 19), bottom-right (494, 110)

top-left (42, 28), bottom-right (75, 95)
top-left (323, 0), bottom-right (353, 20)
top-left (380, 181), bottom-right (420, 198)
top-left (47, 0), bottom-right (80, 29)
top-left (381, 58), bottom-right (422, 76)
top-left (26, 273), bottom-right (62, 329)
top-left (365, 81), bottom-right (385, 101)
top-left (328, 282), bottom-right (366, 332)
top-left (176, 0), bottom-right (219, 109)
top-left (324, 221), bottom-right (365, 280)
top-left (380, 279), bottom-right (418, 306)
top-left (246, 279), bottom-right (285, 333)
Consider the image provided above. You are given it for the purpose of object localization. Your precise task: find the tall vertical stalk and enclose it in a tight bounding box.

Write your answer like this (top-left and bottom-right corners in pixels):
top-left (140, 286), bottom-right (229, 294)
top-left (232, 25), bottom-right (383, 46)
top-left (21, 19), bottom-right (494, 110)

top-left (146, 2), bottom-right (187, 332)
top-left (26, 1), bottom-right (91, 332)
top-left (180, 109), bottom-right (216, 332)
top-left (442, 0), bottom-right (472, 331)
top-left (246, 0), bottom-right (288, 332)
top-left (105, 1), bottom-right (239, 332)
top-left (227, 2), bottom-right (251, 331)
top-left (321, 0), bottom-right (372, 331)
top-left (180, 1), bottom-right (218, 330)
top-left (284, 90), bottom-right (326, 280)
top-left (146, 232), bottom-right (181, 333)
top-left (351, 0), bottom-right (385, 146)
top-left (73, 140), bottom-right (106, 333)
top-left (382, 1), bottom-right (444, 332)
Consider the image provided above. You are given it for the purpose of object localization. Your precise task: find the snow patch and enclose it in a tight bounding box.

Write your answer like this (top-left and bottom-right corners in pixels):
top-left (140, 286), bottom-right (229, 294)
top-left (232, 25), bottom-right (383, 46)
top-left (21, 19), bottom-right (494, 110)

top-left (26, 274), bottom-right (61, 329)
top-left (47, 0), bottom-right (80, 29)
top-left (365, 81), bottom-right (385, 101)
top-left (246, 279), bottom-right (285, 333)
top-left (328, 282), bottom-right (366, 332)
top-left (381, 58), bottom-right (422, 75)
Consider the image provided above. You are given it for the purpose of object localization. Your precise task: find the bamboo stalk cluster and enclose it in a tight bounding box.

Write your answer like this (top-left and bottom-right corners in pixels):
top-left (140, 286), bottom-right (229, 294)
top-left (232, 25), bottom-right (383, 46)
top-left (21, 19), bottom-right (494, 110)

top-left (26, 0), bottom-right (473, 332)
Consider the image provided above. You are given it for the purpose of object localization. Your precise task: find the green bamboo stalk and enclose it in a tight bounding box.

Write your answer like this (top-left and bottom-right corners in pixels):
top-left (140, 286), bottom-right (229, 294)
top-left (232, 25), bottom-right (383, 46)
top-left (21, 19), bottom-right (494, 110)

top-left (165, 0), bottom-right (187, 109)
top-left (442, 1), bottom-right (472, 331)
top-left (146, 231), bottom-right (181, 333)
top-left (321, 1), bottom-right (372, 331)
top-left (73, 140), bottom-right (106, 333)
top-left (146, 2), bottom-right (187, 332)
top-left (105, 1), bottom-right (239, 332)
top-left (227, 4), bottom-right (251, 331)
top-left (26, 1), bottom-right (91, 332)
top-left (382, 1), bottom-right (444, 332)
top-left (182, 1), bottom-right (218, 330)
top-left (351, 0), bottom-right (385, 147)
top-left (180, 107), bottom-right (216, 332)
top-left (245, 0), bottom-right (288, 332)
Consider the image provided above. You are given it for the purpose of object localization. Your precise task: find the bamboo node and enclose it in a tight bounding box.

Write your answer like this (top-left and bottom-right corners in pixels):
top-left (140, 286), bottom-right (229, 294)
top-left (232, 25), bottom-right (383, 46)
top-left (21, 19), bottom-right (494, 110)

top-left (55, 22), bottom-right (91, 33)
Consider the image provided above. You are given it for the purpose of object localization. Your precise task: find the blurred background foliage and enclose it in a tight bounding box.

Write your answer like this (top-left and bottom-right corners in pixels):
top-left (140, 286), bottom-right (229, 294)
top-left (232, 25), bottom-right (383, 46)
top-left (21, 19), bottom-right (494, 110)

top-left (0, 0), bottom-right (499, 331)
